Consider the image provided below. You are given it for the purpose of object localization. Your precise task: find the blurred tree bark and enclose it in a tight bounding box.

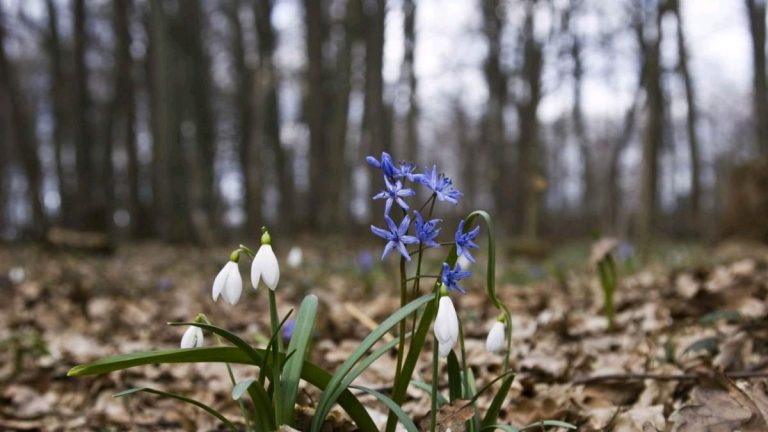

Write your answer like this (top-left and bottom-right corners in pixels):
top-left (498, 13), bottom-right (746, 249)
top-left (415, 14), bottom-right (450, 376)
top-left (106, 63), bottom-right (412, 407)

top-left (638, 1), bottom-right (664, 241)
top-left (456, 101), bottom-right (476, 207)
top-left (44, 0), bottom-right (72, 226)
top-left (517, 2), bottom-right (544, 239)
top-left (149, 1), bottom-right (194, 242)
top-left (363, 0), bottom-right (389, 158)
top-left (255, 0), bottom-right (293, 229)
top-left (671, 0), bottom-right (701, 228)
top-left (226, 0), bottom-right (261, 237)
top-left (401, 0), bottom-right (418, 163)
top-left (0, 4), bottom-right (46, 233)
top-left (746, 0), bottom-right (768, 154)
top-left (482, 0), bottom-right (511, 229)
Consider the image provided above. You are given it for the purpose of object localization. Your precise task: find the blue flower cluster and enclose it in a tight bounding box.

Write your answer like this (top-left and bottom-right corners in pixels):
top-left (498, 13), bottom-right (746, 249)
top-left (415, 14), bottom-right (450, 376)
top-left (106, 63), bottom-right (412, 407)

top-left (368, 152), bottom-right (480, 294)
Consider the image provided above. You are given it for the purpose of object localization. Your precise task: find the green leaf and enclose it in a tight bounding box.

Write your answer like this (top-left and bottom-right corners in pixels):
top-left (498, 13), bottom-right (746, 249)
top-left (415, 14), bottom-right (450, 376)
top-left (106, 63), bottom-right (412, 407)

top-left (447, 350), bottom-right (462, 402)
top-left (114, 387), bottom-right (237, 431)
top-left (311, 294), bottom-right (433, 432)
top-left (699, 310), bottom-right (741, 325)
top-left (69, 347), bottom-right (377, 432)
top-left (350, 385), bottom-right (419, 432)
top-left (232, 379), bottom-right (276, 432)
top-left (168, 321), bottom-right (267, 374)
top-left (519, 420), bottom-right (577, 431)
top-left (281, 294), bottom-right (318, 425)
top-left (469, 370), bottom-right (515, 405)
top-left (410, 380), bottom-right (448, 406)
top-left (481, 373), bottom-right (515, 428)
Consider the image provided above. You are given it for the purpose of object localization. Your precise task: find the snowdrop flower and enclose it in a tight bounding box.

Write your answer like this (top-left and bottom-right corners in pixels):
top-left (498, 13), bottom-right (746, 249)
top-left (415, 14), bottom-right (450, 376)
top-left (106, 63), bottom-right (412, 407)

top-left (434, 289), bottom-right (459, 358)
top-left (180, 326), bottom-right (204, 348)
top-left (486, 320), bottom-right (506, 354)
top-left (286, 246), bottom-right (303, 269)
top-left (457, 254), bottom-right (472, 272)
top-left (252, 228), bottom-right (280, 290)
top-left (212, 251), bottom-right (243, 305)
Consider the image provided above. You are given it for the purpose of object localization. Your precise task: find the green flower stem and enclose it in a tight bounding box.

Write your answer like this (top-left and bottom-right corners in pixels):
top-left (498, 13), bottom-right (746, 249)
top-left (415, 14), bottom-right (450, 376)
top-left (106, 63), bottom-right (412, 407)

top-left (430, 334), bottom-right (439, 432)
top-left (405, 275), bottom-right (440, 282)
top-left (410, 195), bottom-right (436, 334)
top-left (200, 315), bottom-right (253, 431)
top-left (392, 256), bottom-right (408, 409)
top-left (268, 289), bottom-right (283, 425)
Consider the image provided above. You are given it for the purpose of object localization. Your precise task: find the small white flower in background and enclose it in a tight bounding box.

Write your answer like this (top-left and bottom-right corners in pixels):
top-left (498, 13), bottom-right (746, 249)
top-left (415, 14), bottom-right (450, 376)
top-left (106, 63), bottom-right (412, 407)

top-left (252, 228), bottom-right (280, 290)
top-left (212, 252), bottom-right (243, 305)
top-left (456, 255), bottom-right (472, 272)
top-left (486, 320), bottom-right (506, 353)
top-left (286, 246), bottom-right (303, 269)
top-left (9, 267), bottom-right (25, 284)
top-left (435, 293), bottom-right (459, 358)
top-left (180, 326), bottom-right (204, 348)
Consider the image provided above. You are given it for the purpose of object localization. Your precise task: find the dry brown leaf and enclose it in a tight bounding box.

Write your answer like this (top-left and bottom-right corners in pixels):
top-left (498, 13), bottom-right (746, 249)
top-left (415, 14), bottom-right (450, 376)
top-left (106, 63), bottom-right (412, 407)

top-left (420, 400), bottom-right (474, 432)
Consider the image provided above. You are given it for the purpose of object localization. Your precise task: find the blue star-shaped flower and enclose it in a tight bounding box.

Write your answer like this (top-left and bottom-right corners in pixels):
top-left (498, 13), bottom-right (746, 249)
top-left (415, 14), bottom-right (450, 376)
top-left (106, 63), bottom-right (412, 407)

top-left (397, 162), bottom-right (418, 182)
top-left (455, 220), bottom-right (480, 263)
top-left (366, 152), bottom-right (400, 181)
top-left (416, 165), bottom-right (462, 204)
top-left (373, 178), bottom-right (415, 215)
top-left (371, 215), bottom-right (419, 261)
top-left (441, 262), bottom-right (472, 294)
top-left (413, 210), bottom-right (441, 248)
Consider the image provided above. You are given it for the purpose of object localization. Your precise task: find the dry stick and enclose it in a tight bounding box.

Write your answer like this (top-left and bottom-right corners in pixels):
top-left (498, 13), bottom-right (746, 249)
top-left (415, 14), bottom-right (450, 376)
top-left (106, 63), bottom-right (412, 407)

top-left (574, 370), bottom-right (768, 385)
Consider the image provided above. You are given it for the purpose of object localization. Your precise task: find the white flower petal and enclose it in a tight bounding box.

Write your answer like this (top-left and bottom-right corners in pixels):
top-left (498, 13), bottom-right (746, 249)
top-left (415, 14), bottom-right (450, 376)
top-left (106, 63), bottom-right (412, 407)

top-left (486, 321), bottom-right (506, 353)
top-left (286, 246), bottom-right (303, 268)
top-left (438, 340), bottom-right (454, 358)
top-left (221, 262), bottom-right (243, 305)
top-left (252, 245), bottom-right (280, 290)
top-left (180, 326), bottom-right (203, 348)
top-left (434, 297), bottom-right (459, 358)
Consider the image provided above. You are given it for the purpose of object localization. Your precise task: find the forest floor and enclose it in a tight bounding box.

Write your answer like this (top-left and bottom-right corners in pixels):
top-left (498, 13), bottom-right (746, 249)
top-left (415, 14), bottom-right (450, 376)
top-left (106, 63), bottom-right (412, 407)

top-left (1, 238), bottom-right (768, 431)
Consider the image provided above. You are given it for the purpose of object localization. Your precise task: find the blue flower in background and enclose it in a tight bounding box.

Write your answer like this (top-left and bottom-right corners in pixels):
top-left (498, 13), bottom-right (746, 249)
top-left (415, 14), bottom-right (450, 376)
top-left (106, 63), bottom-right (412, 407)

top-left (371, 215), bottom-right (419, 260)
top-left (455, 220), bottom-right (480, 263)
top-left (366, 152), bottom-right (400, 181)
top-left (373, 178), bottom-right (415, 215)
top-left (413, 210), bottom-right (441, 248)
top-left (416, 165), bottom-right (462, 205)
top-left (397, 162), bottom-right (418, 182)
top-left (441, 262), bottom-right (472, 294)
top-left (357, 250), bottom-right (374, 274)
top-left (282, 318), bottom-right (296, 342)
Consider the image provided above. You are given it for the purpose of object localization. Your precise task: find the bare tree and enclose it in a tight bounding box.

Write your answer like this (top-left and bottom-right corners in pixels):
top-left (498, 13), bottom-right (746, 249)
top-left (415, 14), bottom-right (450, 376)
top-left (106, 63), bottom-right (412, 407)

top-left (401, 0), bottom-right (419, 162)
top-left (746, 0), bottom-right (768, 154)
top-left (362, 0), bottom-right (389, 158)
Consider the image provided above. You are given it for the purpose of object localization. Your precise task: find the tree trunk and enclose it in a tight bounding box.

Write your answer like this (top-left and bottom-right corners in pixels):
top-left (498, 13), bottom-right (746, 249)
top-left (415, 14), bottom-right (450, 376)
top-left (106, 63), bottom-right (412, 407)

top-left (255, 0), bottom-right (293, 229)
top-left (571, 36), bottom-right (594, 223)
top-left (0, 5), bottom-right (46, 232)
top-left (402, 0), bottom-right (418, 163)
top-left (638, 2), bottom-right (665, 241)
top-left (671, 0), bottom-right (701, 227)
top-left (362, 0), bottom-right (388, 157)
top-left (746, 0), bottom-right (768, 154)
top-left (482, 0), bottom-right (510, 228)
top-left (517, 2), bottom-right (544, 239)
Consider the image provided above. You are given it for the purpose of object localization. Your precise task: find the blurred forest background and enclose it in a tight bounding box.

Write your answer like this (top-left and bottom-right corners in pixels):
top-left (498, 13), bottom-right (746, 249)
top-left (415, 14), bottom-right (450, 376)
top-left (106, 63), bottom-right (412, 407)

top-left (0, 0), bottom-right (767, 245)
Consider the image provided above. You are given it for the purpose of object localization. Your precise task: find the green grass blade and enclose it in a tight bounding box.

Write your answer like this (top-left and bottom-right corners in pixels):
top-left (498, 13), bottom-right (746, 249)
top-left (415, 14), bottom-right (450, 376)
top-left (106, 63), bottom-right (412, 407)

top-left (281, 294), bottom-right (318, 425)
top-left (482, 426), bottom-right (519, 432)
top-left (311, 294), bottom-right (433, 432)
top-left (481, 373), bottom-right (515, 428)
top-left (447, 350), bottom-right (462, 402)
top-left (114, 387), bottom-right (237, 431)
top-left (519, 420), bottom-right (577, 431)
top-left (232, 379), bottom-right (276, 432)
top-left (70, 347), bottom-right (377, 432)
top-left (350, 385), bottom-right (419, 432)
top-left (410, 380), bottom-right (448, 406)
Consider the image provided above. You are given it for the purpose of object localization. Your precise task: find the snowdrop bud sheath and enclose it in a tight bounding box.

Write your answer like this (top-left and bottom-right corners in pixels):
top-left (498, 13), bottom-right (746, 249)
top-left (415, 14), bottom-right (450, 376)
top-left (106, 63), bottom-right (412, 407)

top-left (212, 261), bottom-right (243, 305)
top-left (252, 244), bottom-right (280, 290)
top-left (486, 321), bottom-right (506, 353)
top-left (435, 296), bottom-right (459, 358)
top-left (180, 326), bottom-right (204, 348)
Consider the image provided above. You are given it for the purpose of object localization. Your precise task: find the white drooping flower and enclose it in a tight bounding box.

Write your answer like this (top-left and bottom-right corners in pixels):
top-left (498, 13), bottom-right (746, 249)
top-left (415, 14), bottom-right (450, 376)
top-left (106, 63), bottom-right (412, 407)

top-left (286, 246), bottom-right (303, 269)
top-left (180, 326), bottom-right (204, 348)
top-left (486, 321), bottom-right (506, 353)
top-left (252, 230), bottom-right (280, 290)
top-left (212, 260), bottom-right (243, 305)
top-left (435, 295), bottom-right (459, 358)
top-left (456, 254), bottom-right (472, 272)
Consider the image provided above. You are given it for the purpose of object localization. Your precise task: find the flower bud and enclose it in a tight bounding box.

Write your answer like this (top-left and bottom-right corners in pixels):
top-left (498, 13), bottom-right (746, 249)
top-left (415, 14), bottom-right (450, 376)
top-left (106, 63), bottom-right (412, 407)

top-left (434, 295), bottom-right (459, 358)
top-left (180, 326), bottom-right (204, 348)
top-left (212, 260), bottom-right (243, 305)
top-left (486, 321), bottom-right (506, 354)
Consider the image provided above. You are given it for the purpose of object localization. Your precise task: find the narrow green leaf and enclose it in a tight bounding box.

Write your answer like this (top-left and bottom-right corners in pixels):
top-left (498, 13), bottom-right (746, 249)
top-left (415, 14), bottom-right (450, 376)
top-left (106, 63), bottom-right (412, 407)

top-left (481, 373), bottom-right (515, 428)
top-left (169, 321), bottom-right (268, 374)
top-left (69, 347), bottom-right (377, 432)
top-left (311, 294), bottom-right (433, 432)
top-left (519, 420), bottom-right (577, 431)
top-left (469, 370), bottom-right (515, 405)
top-left (350, 385), bottom-right (419, 432)
top-left (410, 380), bottom-right (448, 406)
top-left (281, 294), bottom-right (318, 425)
top-left (447, 350), bottom-right (462, 402)
top-left (259, 309), bottom-right (294, 386)
top-left (482, 425), bottom-right (519, 432)
top-left (114, 387), bottom-right (237, 431)
top-left (232, 379), bottom-right (276, 432)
